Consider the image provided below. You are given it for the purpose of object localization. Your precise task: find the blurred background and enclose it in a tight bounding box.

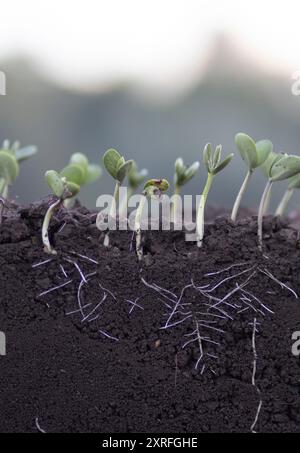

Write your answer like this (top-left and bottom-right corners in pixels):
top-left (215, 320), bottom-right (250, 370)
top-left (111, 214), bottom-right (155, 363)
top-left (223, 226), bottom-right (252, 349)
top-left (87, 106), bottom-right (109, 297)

top-left (1, 0), bottom-right (300, 212)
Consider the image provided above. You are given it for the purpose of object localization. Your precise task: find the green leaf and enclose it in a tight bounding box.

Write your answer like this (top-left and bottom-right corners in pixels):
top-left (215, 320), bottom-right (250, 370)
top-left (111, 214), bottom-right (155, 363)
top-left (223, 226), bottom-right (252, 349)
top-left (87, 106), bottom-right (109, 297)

top-left (66, 181), bottom-right (80, 198)
top-left (255, 140), bottom-right (273, 167)
top-left (183, 161), bottom-right (200, 184)
top-left (212, 145), bottom-right (222, 168)
top-left (203, 143), bottom-right (212, 172)
top-left (70, 152), bottom-right (89, 168)
top-left (2, 140), bottom-right (10, 150)
top-left (15, 145), bottom-right (38, 162)
top-left (0, 150), bottom-right (20, 184)
top-left (85, 164), bottom-right (102, 184)
top-left (45, 170), bottom-right (65, 198)
top-left (270, 155), bottom-right (300, 182)
top-left (260, 151), bottom-right (282, 178)
top-left (212, 153), bottom-right (234, 175)
top-left (116, 159), bottom-right (134, 183)
top-left (235, 133), bottom-right (258, 169)
top-left (288, 172), bottom-right (300, 189)
top-left (103, 148), bottom-right (123, 180)
top-left (11, 141), bottom-right (20, 152)
top-left (60, 163), bottom-right (86, 186)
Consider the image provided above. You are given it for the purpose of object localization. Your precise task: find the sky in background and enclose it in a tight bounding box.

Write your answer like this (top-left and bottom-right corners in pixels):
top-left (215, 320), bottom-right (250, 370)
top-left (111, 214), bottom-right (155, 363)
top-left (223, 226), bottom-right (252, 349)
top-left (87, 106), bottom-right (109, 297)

top-left (0, 0), bottom-right (299, 95)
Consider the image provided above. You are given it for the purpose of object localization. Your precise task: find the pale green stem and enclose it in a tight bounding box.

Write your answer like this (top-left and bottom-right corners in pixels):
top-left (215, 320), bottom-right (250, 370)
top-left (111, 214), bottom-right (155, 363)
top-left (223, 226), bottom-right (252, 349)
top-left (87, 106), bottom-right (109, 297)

top-left (231, 169), bottom-right (252, 222)
top-left (42, 198), bottom-right (62, 254)
top-left (258, 180), bottom-right (273, 251)
top-left (104, 181), bottom-right (120, 247)
top-left (263, 183), bottom-right (272, 216)
top-left (196, 173), bottom-right (214, 247)
top-left (135, 195), bottom-right (146, 261)
top-left (110, 181), bottom-right (120, 218)
top-left (275, 188), bottom-right (294, 217)
top-left (171, 184), bottom-right (181, 223)
top-left (119, 187), bottom-right (133, 217)
top-left (63, 197), bottom-right (75, 210)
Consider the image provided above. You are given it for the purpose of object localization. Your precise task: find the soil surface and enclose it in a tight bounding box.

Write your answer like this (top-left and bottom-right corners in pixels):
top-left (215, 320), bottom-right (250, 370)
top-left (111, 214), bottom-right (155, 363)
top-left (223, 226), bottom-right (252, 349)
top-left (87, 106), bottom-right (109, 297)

top-left (0, 199), bottom-right (300, 433)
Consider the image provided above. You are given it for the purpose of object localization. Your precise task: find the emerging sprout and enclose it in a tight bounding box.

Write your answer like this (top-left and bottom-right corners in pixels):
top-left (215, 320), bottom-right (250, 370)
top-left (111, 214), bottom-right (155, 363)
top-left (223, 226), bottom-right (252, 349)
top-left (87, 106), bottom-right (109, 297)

top-left (42, 159), bottom-right (89, 254)
top-left (258, 153), bottom-right (300, 249)
top-left (196, 144), bottom-right (233, 247)
top-left (275, 172), bottom-right (300, 217)
top-left (0, 139), bottom-right (37, 223)
top-left (103, 148), bottom-right (133, 217)
top-left (231, 133), bottom-right (272, 221)
top-left (102, 149), bottom-right (133, 246)
top-left (61, 152), bottom-right (102, 208)
top-left (120, 161), bottom-right (148, 215)
top-left (172, 158), bottom-right (200, 221)
top-left (135, 179), bottom-right (169, 261)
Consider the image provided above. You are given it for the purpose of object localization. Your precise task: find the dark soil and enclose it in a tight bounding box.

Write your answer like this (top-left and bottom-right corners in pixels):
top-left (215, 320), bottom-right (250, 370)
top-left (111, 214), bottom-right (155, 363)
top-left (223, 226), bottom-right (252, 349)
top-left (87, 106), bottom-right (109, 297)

top-left (0, 199), bottom-right (300, 433)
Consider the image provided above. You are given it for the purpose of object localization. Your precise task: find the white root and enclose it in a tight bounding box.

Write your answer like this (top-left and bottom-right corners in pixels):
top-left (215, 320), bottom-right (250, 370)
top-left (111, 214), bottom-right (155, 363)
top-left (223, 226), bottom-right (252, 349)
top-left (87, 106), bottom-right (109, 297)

top-left (258, 268), bottom-right (298, 299)
top-left (99, 329), bottom-right (119, 341)
top-left (250, 318), bottom-right (263, 434)
top-left (35, 417), bottom-right (47, 434)
top-left (32, 258), bottom-right (53, 268)
top-left (38, 280), bottom-right (73, 297)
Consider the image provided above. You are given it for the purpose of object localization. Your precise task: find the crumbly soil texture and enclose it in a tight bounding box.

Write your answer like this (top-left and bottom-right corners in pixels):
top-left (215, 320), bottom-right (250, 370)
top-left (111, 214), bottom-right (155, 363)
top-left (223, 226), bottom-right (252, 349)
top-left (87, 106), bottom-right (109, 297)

top-left (0, 199), bottom-right (300, 433)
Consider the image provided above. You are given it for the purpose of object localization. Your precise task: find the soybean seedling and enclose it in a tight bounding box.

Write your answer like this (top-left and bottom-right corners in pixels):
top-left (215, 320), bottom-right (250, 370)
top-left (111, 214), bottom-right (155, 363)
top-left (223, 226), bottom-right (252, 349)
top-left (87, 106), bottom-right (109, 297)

top-left (0, 139), bottom-right (37, 223)
top-left (43, 170), bottom-right (81, 254)
top-left (102, 149), bottom-right (133, 246)
top-left (172, 158), bottom-right (200, 222)
top-left (60, 152), bottom-right (102, 208)
top-left (120, 161), bottom-right (148, 216)
top-left (196, 144), bottom-right (233, 247)
top-left (103, 149), bottom-right (134, 216)
top-left (258, 153), bottom-right (300, 249)
top-left (275, 172), bottom-right (300, 217)
top-left (231, 133), bottom-right (272, 222)
top-left (135, 179), bottom-right (169, 261)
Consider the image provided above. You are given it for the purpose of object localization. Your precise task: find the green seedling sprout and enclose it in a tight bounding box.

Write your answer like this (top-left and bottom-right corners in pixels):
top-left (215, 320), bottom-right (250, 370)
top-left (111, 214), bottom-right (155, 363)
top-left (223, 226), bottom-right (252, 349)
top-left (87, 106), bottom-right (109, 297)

top-left (61, 152), bottom-right (102, 208)
top-left (275, 172), bottom-right (300, 217)
top-left (0, 139), bottom-right (37, 223)
top-left (172, 158), bottom-right (200, 222)
top-left (103, 149), bottom-right (134, 216)
top-left (258, 153), bottom-right (300, 249)
top-left (43, 169), bottom-right (81, 254)
top-left (135, 179), bottom-right (169, 261)
top-left (197, 144), bottom-right (233, 247)
top-left (120, 161), bottom-right (148, 216)
top-left (102, 149), bottom-right (133, 246)
top-left (231, 133), bottom-right (273, 222)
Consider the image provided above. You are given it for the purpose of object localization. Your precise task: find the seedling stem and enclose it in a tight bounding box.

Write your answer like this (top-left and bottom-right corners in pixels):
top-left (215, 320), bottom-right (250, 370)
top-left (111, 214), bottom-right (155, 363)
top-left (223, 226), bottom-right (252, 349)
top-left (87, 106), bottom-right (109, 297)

top-left (135, 178), bottom-right (169, 260)
top-left (257, 180), bottom-right (273, 250)
top-left (231, 169), bottom-right (252, 222)
top-left (135, 194), bottom-right (146, 261)
top-left (110, 180), bottom-right (120, 218)
top-left (275, 188), bottom-right (294, 217)
top-left (196, 173), bottom-right (214, 247)
top-left (42, 198), bottom-right (62, 254)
